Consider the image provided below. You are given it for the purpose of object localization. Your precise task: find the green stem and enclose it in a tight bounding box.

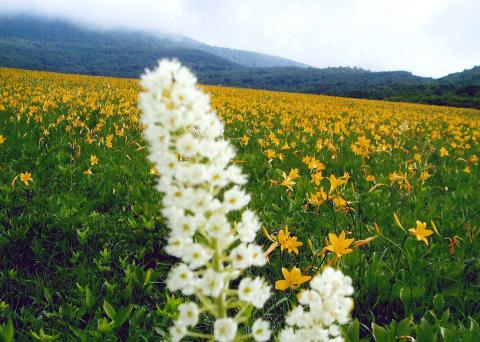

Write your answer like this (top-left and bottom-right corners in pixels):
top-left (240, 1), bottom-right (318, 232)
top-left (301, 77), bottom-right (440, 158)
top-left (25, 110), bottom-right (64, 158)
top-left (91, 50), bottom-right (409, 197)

top-left (387, 235), bottom-right (408, 300)
top-left (329, 196), bottom-right (338, 231)
top-left (234, 303), bottom-right (251, 323)
top-left (186, 331), bottom-right (213, 339)
top-left (196, 293), bottom-right (217, 316)
top-left (314, 251), bottom-right (328, 272)
top-left (212, 238), bottom-right (227, 318)
top-left (235, 333), bottom-right (253, 341)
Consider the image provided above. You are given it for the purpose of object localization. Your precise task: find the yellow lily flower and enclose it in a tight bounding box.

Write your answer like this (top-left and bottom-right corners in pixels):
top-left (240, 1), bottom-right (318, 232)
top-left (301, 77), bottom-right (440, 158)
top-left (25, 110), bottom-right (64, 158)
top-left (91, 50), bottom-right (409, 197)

top-left (20, 172), bottom-right (33, 186)
top-left (326, 231), bottom-right (354, 257)
top-left (409, 220), bottom-right (434, 245)
top-left (275, 267), bottom-right (311, 291)
top-left (286, 236), bottom-right (303, 254)
top-left (278, 225), bottom-right (291, 251)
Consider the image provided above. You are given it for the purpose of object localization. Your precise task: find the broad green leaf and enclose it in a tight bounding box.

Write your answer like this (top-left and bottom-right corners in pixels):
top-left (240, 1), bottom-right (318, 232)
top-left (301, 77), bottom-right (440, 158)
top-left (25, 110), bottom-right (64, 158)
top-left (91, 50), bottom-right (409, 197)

top-left (0, 318), bottom-right (14, 342)
top-left (346, 319), bottom-right (360, 342)
top-left (433, 294), bottom-right (445, 312)
top-left (114, 305), bottom-right (133, 327)
top-left (396, 316), bottom-right (414, 336)
top-left (372, 323), bottom-right (395, 342)
top-left (415, 318), bottom-right (436, 342)
top-left (103, 300), bottom-right (116, 320)
top-left (85, 287), bottom-right (95, 311)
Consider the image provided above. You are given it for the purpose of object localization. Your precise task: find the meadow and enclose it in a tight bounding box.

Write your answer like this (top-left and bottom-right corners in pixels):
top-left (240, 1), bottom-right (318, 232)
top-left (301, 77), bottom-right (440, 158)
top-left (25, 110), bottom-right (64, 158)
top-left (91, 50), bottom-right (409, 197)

top-left (0, 67), bottom-right (479, 341)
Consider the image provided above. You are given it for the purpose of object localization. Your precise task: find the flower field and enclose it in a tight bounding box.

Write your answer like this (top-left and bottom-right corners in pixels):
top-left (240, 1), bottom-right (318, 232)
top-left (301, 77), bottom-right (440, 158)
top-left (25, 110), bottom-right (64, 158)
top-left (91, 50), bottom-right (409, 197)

top-left (1, 66), bottom-right (479, 341)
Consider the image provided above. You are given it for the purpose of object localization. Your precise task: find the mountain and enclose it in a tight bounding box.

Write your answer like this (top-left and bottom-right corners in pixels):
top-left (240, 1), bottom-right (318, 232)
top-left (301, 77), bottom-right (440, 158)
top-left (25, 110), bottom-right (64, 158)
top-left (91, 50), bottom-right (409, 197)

top-left (0, 15), bottom-right (243, 77)
top-left (177, 37), bottom-right (309, 68)
top-left (0, 14), bottom-right (307, 74)
top-left (383, 66), bottom-right (480, 108)
top-left (439, 66), bottom-right (480, 84)
top-left (202, 67), bottom-right (429, 95)
top-left (0, 15), bottom-right (479, 108)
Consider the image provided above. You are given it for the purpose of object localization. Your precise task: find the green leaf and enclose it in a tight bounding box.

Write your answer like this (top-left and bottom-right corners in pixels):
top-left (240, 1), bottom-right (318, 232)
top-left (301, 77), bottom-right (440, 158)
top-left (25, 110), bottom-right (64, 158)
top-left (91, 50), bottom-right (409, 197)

top-left (346, 319), bottom-right (360, 342)
top-left (43, 287), bottom-right (52, 305)
top-left (468, 317), bottom-right (480, 339)
top-left (85, 287), bottom-right (95, 311)
top-left (69, 326), bottom-right (87, 342)
top-left (399, 286), bottom-right (424, 307)
top-left (469, 317), bottom-right (480, 333)
top-left (114, 305), bottom-right (133, 327)
top-left (0, 318), bottom-right (14, 342)
top-left (433, 294), bottom-right (445, 312)
top-left (30, 327), bottom-right (59, 341)
top-left (440, 309), bottom-right (450, 324)
top-left (396, 316), bottom-right (414, 336)
top-left (464, 317), bottom-right (480, 342)
top-left (97, 317), bottom-right (113, 333)
top-left (441, 326), bottom-right (457, 342)
top-left (103, 300), bottom-right (116, 320)
top-left (372, 323), bottom-right (395, 342)
top-left (415, 318), bottom-right (436, 342)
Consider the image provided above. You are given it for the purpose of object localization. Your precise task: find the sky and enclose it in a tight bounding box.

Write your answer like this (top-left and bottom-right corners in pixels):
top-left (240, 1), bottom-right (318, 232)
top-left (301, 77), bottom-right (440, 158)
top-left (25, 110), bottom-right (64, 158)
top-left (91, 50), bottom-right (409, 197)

top-left (2, 0), bottom-right (479, 78)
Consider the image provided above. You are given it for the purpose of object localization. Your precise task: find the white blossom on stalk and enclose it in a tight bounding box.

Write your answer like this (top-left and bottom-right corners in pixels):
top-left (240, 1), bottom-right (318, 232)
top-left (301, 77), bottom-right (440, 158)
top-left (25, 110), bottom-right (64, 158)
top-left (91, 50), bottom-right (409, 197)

top-left (140, 59), bottom-right (271, 341)
top-left (279, 267), bottom-right (354, 342)
top-left (252, 318), bottom-right (272, 342)
top-left (214, 318), bottom-right (238, 342)
top-left (238, 277), bottom-right (271, 308)
top-left (176, 302), bottom-right (200, 327)
top-left (169, 324), bottom-right (187, 342)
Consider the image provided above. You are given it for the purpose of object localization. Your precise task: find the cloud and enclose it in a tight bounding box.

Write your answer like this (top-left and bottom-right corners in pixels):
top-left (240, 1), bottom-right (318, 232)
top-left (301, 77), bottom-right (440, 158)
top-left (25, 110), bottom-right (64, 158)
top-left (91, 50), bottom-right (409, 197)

top-left (1, 0), bottom-right (478, 77)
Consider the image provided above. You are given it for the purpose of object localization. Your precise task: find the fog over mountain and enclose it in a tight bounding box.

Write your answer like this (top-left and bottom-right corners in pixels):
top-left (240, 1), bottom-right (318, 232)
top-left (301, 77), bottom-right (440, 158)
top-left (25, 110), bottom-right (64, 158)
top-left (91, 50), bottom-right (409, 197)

top-left (2, 0), bottom-right (479, 78)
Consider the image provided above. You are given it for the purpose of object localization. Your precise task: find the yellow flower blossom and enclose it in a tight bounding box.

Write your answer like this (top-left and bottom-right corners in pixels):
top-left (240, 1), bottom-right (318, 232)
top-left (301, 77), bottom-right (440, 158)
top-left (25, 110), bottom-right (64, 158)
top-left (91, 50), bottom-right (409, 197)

top-left (420, 171), bottom-right (431, 181)
top-left (439, 147), bottom-right (449, 157)
top-left (274, 169), bottom-right (300, 191)
top-left (277, 225), bottom-right (303, 254)
top-left (275, 267), bottom-right (311, 291)
top-left (277, 225), bottom-right (291, 252)
top-left (304, 156), bottom-right (325, 171)
top-left (286, 236), bottom-right (303, 254)
top-left (308, 188), bottom-right (328, 207)
top-left (325, 231), bottom-right (354, 257)
top-left (332, 196), bottom-right (351, 212)
top-left (408, 220), bottom-right (434, 245)
top-left (240, 135), bottom-right (250, 146)
top-left (90, 154), bottom-right (99, 166)
top-left (328, 174), bottom-right (347, 193)
top-left (389, 172), bottom-right (405, 185)
top-left (311, 171), bottom-right (323, 185)
top-left (20, 172), bottom-right (33, 186)
top-left (106, 134), bottom-right (113, 148)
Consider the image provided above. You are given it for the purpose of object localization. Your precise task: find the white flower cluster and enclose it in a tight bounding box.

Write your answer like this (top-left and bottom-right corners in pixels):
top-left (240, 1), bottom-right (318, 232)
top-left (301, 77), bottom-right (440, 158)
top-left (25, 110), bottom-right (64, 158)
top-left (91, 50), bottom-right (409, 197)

top-left (279, 267), bottom-right (354, 342)
top-left (140, 60), bottom-right (271, 341)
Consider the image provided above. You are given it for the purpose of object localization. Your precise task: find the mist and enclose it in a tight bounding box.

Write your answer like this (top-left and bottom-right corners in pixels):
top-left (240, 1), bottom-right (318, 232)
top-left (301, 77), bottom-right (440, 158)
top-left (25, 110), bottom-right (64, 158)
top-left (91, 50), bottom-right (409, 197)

top-left (2, 0), bottom-right (479, 77)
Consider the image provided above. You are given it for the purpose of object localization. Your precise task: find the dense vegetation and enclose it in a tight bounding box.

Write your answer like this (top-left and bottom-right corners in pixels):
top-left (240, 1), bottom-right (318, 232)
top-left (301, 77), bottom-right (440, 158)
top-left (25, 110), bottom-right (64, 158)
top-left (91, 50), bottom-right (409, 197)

top-left (204, 66), bottom-right (480, 108)
top-left (1, 68), bottom-right (479, 340)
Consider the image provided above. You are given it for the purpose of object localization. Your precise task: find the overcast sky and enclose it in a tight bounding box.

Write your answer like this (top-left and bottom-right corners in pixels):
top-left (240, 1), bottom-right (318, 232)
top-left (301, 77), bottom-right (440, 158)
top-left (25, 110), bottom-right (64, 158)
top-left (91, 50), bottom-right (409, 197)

top-left (2, 0), bottom-right (479, 77)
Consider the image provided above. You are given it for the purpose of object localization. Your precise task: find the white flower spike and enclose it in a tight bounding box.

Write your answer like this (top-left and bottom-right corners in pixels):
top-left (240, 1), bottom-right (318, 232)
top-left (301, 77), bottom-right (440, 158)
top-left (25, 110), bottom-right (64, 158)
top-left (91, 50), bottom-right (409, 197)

top-left (140, 59), bottom-right (354, 341)
top-left (140, 59), bottom-right (271, 341)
